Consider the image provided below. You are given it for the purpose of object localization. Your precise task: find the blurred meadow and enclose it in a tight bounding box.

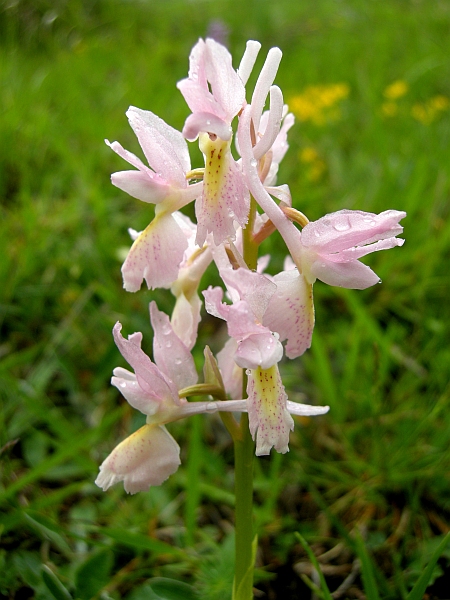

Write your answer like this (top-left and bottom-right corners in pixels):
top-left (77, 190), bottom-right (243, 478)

top-left (1, 0), bottom-right (450, 598)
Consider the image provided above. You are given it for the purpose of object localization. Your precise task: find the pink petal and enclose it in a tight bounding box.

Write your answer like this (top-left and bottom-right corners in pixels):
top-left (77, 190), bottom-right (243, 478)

top-left (182, 112), bottom-right (232, 142)
top-left (170, 293), bottom-right (202, 351)
top-left (187, 38), bottom-right (208, 86)
top-left (301, 209), bottom-right (406, 253)
top-left (339, 237), bottom-right (405, 261)
top-left (250, 47), bottom-right (283, 131)
top-left (111, 170), bottom-right (169, 204)
top-left (247, 365), bottom-right (294, 456)
top-left (203, 286), bottom-right (229, 321)
top-left (196, 135), bottom-right (249, 246)
top-left (221, 267), bottom-right (276, 323)
top-left (253, 86), bottom-right (284, 160)
top-left (126, 107), bottom-right (190, 188)
top-left (111, 367), bottom-right (160, 416)
top-left (113, 322), bottom-right (179, 405)
top-left (178, 79), bottom-right (227, 123)
top-left (237, 40), bottom-right (261, 85)
top-left (106, 139), bottom-right (151, 173)
top-left (217, 338), bottom-right (243, 400)
top-left (122, 212), bottom-right (188, 292)
top-left (204, 38), bottom-right (245, 122)
top-left (264, 270), bottom-right (315, 358)
top-left (310, 258), bottom-right (380, 289)
top-left (234, 331), bottom-right (283, 370)
top-left (95, 424), bottom-right (181, 494)
top-left (150, 302), bottom-right (198, 391)
top-left (226, 300), bottom-right (267, 339)
top-left (271, 111), bottom-right (294, 166)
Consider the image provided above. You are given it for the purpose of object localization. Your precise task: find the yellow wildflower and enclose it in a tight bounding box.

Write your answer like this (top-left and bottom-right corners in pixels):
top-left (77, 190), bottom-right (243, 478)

top-left (290, 83), bottom-right (349, 126)
top-left (384, 80), bottom-right (409, 100)
top-left (412, 95), bottom-right (449, 125)
top-left (300, 147), bottom-right (319, 163)
top-left (430, 95), bottom-right (450, 111)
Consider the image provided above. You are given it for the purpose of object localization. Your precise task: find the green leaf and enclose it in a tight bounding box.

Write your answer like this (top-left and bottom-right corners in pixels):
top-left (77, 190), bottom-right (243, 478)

top-left (41, 565), bottom-right (72, 600)
top-left (99, 527), bottom-right (184, 557)
top-left (406, 532), bottom-right (450, 600)
top-left (295, 533), bottom-right (333, 600)
top-left (75, 548), bottom-right (114, 600)
top-left (354, 531), bottom-right (381, 600)
top-left (12, 551), bottom-right (42, 588)
top-left (126, 579), bottom-right (199, 600)
top-left (24, 511), bottom-right (72, 558)
top-left (149, 578), bottom-right (199, 600)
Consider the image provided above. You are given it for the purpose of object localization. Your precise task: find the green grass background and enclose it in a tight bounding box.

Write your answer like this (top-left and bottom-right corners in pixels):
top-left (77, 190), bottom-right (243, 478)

top-left (1, 0), bottom-right (450, 598)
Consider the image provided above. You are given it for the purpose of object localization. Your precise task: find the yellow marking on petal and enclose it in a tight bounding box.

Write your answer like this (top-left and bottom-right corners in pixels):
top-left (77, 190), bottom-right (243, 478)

top-left (199, 132), bottom-right (231, 203)
top-left (109, 424), bottom-right (154, 473)
top-left (252, 365), bottom-right (284, 427)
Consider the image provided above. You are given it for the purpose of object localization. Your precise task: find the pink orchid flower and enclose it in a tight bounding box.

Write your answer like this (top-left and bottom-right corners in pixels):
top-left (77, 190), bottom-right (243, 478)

top-left (96, 302), bottom-right (246, 493)
top-left (299, 209), bottom-right (406, 289)
top-left (177, 38), bottom-right (250, 246)
top-left (107, 107), bottom-right (202, 292)
top-left (203, 258), bottom-right (327, 455)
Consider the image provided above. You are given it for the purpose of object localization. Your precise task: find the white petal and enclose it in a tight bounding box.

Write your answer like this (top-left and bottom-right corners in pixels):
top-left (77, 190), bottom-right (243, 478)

top-left (95, 424), bottom-right (181, 494)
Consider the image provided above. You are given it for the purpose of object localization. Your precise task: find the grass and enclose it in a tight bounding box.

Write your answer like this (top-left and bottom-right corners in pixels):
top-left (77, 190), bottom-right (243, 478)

top-left (1, 0), bottom-right (450, 598)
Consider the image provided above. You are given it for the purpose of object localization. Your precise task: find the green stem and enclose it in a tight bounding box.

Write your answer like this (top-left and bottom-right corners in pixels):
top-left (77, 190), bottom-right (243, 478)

top-left (233, 412), bottom-right (255, 599)
top-left (233, 195), bottom-right (258, 599)
top-left (242, 196), bottom-right (259, 271)
top-left (185, 413), bottom-right (202, 547)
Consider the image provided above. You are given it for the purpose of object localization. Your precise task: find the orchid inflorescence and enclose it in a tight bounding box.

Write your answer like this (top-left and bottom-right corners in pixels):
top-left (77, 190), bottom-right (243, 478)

top-left (96, 39), bottom-right (405, 495)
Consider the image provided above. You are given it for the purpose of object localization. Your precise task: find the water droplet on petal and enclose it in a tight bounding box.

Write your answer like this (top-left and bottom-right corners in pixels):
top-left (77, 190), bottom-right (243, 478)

top-left (333, 217), bottom-right (351, 232)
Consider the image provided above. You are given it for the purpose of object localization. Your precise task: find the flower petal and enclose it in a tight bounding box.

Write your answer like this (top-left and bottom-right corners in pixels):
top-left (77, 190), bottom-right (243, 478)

top-left (301, 209), bottom-right (406, 254)
top-left (310, 257), bottom-right (380, 289)
top-left (247, 365), bottom-right (294, 456)
top-left (204, 38), bottom-right (246, 121)
top-left (111, 367), bottom-right (160, 416)
top-left (264, 270), bottom-right (315, 358)
top-left (95, 424), bottom-right (181, 494)
top-left (220, 267), bottom-right (276, 323)
top-left (195, 134), bottom-right (249, 246)
top-left (170, 292), bottom-right (202, 351)
top-left (113, 322), bottom-right (179, 406)
top-left (182, 112), bottom-right (232, 142)
top-left (126, 107), bottom-right (191, 188)
top-left (122, 212), bottom-right (188, 292)
top-left (217, 338), bottom-right (243, 400)
top-left (234, 331), bottom-right (283, 370)
top-left (150, 301), bottom-right (198, 391)
top-left (111, 170), bottom-right (169, 204)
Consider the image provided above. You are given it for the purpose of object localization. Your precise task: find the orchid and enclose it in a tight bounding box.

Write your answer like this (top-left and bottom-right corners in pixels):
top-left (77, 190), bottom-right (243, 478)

top-left (177, 38), bottom-right (250, 246)
top-left (299, 209), bottom-right (406, 289)
top-left (96, 303), bottom-right (247, 493)
top-left (203, 250), bottom-right (324, 454)
top-left (99, 37), bottom-right (406, 598)
top-left (107, 107), bottom-right (202, 291)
